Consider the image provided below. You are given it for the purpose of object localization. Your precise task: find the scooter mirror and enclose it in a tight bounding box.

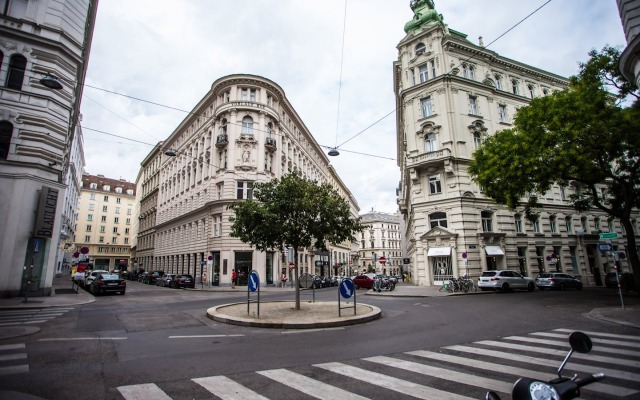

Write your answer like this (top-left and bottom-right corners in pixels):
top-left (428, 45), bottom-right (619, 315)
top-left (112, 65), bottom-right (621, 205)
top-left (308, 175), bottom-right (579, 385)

top-left (569, 331), bottom-right (592, 354)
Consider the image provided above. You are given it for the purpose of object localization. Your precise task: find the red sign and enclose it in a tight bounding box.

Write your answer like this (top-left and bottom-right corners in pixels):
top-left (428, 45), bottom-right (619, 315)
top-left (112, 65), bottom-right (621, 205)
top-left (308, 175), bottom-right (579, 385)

top-left (289, 262), bottom-right (295, 269)
top-left (379, 256), bottom-right (386, 265)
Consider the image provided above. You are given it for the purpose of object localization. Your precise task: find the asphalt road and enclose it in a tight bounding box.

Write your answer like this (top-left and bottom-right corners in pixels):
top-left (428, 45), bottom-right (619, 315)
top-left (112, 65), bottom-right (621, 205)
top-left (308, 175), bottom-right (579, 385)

top-left (1, 282), bottom-right (639, 400)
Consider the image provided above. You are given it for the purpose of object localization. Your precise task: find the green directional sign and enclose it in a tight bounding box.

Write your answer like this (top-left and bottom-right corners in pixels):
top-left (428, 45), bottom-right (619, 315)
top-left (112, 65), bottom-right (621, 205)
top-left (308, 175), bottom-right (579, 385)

top-left (599, 232), bottom-right (618, 240)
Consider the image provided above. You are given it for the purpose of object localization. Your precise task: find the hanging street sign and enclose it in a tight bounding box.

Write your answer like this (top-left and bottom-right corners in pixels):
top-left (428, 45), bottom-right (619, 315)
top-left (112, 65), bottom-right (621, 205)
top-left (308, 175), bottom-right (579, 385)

top-left (599, 232), bottom-right (618, 240)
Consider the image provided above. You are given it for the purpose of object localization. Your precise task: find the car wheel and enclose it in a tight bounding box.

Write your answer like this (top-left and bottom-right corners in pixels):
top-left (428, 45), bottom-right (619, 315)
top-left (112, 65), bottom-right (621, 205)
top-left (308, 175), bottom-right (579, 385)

top-left (577, 283), bottom-right (583, 290)
top-left (527, 282), bottom-right (535, 292)
top-left (500, 283), bottom-right (510, 292)
top-left (559, 283), bottom-right (565, 291)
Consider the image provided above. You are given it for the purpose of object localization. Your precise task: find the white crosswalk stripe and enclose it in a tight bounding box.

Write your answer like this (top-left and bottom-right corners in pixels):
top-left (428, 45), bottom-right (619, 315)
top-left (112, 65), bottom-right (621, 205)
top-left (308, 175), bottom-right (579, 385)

top-left (0, 343), bottom-right (28, 376)
top-left (0, 308), bottom-right (73, 327)
top-left (115, 328), bottom-right (640, 400)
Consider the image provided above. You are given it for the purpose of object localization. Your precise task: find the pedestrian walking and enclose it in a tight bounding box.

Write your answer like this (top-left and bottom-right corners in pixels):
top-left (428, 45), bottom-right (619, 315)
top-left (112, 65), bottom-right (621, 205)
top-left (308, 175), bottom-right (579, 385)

top-left (281, 272), bottom-right (288, 287)
top-left (231, 270), bottom-right (237, 289)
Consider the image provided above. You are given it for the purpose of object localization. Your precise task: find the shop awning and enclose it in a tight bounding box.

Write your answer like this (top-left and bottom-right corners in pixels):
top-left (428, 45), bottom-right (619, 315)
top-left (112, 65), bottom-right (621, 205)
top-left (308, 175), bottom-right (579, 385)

top-left (427, 247), bottom-right (451, 256)
top-left (485, 246), bottom-right (505, 256)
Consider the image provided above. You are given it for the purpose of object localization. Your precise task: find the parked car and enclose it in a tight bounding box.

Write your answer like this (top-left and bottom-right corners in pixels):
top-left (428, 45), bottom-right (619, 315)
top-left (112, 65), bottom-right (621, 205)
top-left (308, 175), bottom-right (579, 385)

top-left (352, 274), bottom-right (376, 289)
top-left (157, 273), bottom-right (176, 287)
top-left (89, 273), bottom-right (126, 295)
top-left (170, 274), bottom-right (195, 289)
top-left (478, 270), bottom-right (535, 292)
top-left (605, 272), bottom-right (635, 291)
top-left (143, 271), bottom-right (164, 285)
top-left (535, 273), bottom-right (582, 290)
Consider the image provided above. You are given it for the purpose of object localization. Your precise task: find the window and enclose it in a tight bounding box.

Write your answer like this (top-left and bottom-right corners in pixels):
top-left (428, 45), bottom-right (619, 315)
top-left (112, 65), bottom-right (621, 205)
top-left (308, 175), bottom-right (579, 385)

top-left (494, 74), bottom-right (502, 90)
top-left (88, 204), bottom-right (95, 211)
top-left (533, 217), bottom-right (541, 233)
top-left (84, 235), bottom-right (91, 242)
top-left (213, 214), bottom-right (222, 237)
top-left (217, 182), bottom-right (224, 199)
top-left (115, 207), bottom-right (120, 214)
top-left (127, 208), bottom-right (132, 215)
top-left (515, 214), bottom-right (523, 233)
top-left (87, 214), bottom-right (93, 221)
top-left (100, 226), bottom-right (105, 233)
top-left (86, 225), bottom-right (92, 232)
top-left (473, 132), bottom-right (482, 150)
top-left (90, 193), bottom-right (96, 200)
top-left (236, 181), bottom-right (254, 199)
top-left (550, 215), bottom-right (557, 233)
top-left (6, 54), bottom-right (26, 90)
top-left (114, 217), bottom-right (119, 224)
top-left (113, 227), bottom-right (118, 233)
top-left (103, 195), bottom-right (109, 202)
top-left (565, 216), bottom-right (573, 233)
top-left (463, 64), bottom-right (475, 80)
top-left (481, 211), bottom-right (493, 232)
top-left (415, 43), bottom-right (426, 55)
top-left (1, 0), bottom-right (28, 18)
top-left (581, 216), bottom-right (588, 232)
top-left (250, 89), bottom-right (256, 101)
top-left (468, 96), bottom-right (478, 115)
top-left (421, 133), bottom-right (434, 153)
top-left (90, 183), bottom-right (97, 190)
top-left (560, 185), bottom-right (566, 200)
top-left (124, 238), bottom-right (129, 244)
top-left (102, 206), bottom-right (108, 212)
top-left (126, 218), bottom-right (131, 225)
top-left (116, 197), bottom-right (121, 204)
top-left (607, 218), bottom-right (613, 232)
top-left (241, 116), bottom-right (253, 135)
top-left (429, 175), bottom-right (441, 194)
top-left (421, 96), bottom-right (433, 117)
top-left (528, 84), bottom-right (535, 98)
top-left (429, 212), bottom-right (447, 228)
top-left (101, 216), bottom-right (107, 222)
top-left (115, 187), bottom-right (122, 194)
top-left (430, 60), bottom-right (436, 78)
top-left (418, 64), bottom-right (428, 83)
top-left (594, 217), bottom-right (601, 231)
top-left (498, 105), bottom-right (507, 123)
top-left (98, 236), bottom-right (104, 243)
top-left (111, 237), bottom-right (118, 244)
top-left (103, 185), bottom-right (110, 191)
top-left (0, 120), bottom-right (12, 160)
top-left (511, 79), bottom-right (519, 95)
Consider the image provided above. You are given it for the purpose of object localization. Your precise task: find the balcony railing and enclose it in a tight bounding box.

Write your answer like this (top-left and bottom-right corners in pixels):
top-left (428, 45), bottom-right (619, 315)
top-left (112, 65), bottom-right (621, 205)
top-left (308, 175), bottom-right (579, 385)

top-left (265, 137), bottom-right (277, 151)
top-left (215, 134), bottom-right (228, 148)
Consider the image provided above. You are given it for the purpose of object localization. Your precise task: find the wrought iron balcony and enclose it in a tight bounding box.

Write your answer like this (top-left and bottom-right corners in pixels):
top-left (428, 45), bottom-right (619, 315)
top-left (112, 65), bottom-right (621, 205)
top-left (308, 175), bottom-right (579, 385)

top-left (215, 134), bottom-right (228, 148)
top-left (265, 137), bottom-right (277, 151)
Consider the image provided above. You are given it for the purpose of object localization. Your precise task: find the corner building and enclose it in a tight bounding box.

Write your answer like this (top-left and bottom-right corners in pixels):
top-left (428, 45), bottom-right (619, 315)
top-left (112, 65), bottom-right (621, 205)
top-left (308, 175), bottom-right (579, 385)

top-left (154, 74), bottom-right (359, 287)
top-left (395, 1), bottom-right (638, 286)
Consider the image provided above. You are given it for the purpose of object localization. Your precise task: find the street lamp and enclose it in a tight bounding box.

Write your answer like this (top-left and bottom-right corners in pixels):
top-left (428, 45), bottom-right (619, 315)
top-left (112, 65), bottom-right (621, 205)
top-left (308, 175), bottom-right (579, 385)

top-left (328, 148), bottom-right (340, 156)
top-left (39, 74), bottom-right (64, 90)
top-left (164, 148), bottom-right (177, 157)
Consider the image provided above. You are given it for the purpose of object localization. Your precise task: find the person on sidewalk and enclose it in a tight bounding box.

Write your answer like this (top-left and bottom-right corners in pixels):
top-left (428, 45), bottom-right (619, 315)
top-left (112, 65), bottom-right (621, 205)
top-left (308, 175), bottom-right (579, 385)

top-left (231, 270), bottom-right (237, 289)
top-left (281, 272), bottom-right (288, 288)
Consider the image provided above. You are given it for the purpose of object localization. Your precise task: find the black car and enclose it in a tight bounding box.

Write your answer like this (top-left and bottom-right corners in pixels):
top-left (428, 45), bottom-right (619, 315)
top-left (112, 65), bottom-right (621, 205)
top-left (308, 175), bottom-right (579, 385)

top-left (89, 273), bottom-right (126, 295)
top-left (143, 271), bottom-right (164, 285)
top-left (170, 274), bottom-right (195, 289)
top-left (605, 272), bottom-right (635, 291)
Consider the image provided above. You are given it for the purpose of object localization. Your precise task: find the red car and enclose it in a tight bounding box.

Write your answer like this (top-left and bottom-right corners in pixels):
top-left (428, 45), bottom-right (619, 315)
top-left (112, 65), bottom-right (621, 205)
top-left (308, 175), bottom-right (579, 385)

top-left (352, 274), bottom-right (376, 289)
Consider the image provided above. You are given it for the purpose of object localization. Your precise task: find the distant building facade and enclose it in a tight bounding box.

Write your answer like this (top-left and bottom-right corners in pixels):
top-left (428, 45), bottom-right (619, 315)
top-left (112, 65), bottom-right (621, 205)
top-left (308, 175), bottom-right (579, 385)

top-left (74, 174), bottom-right (136, 271)
top-left (150, 74), bottom-right (360, 286)
top-left (359, 209), bottom-right (402, 275)
top-left (0, 0), bottom-right (98, 297)
top-left (618, 0), bottom-right (640, 87)
top-left (395, 1), bottom-right (638, 286)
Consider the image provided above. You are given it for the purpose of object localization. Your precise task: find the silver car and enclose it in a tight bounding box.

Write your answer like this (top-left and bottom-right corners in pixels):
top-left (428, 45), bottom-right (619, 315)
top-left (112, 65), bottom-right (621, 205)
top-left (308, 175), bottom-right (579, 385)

top-left (478, 270), bottom-right (535, 292)
top-left (535, 273), bottom-right (582, 290)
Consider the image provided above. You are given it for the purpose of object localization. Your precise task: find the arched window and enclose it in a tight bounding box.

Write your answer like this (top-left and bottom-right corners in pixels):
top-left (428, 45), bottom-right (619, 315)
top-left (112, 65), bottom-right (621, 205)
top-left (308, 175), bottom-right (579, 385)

top-left (511, 79), bottom-right (519, 95)
top-left (241, 116), bottom-right (253, 135)
top-left (424, 132), bottom-right (437, 152)
top-left (494, 74), bottom-right (502, 90)
top-left (0, 120), bottom-right (13, 159)
top-left (267, 122), bottom-right (274, 137)
top-left (415, 42), bottom-right (426, 55)
top-left (6, 54), bottom-right (27, 90)
top-left (429, 212), bottom-right (447, 228)
top-left (220, 118), bottom-right (227, 135)
top-left (473, 132), bottom-right (482, 149)
top-left (528, 84), bottom-right (535, 98)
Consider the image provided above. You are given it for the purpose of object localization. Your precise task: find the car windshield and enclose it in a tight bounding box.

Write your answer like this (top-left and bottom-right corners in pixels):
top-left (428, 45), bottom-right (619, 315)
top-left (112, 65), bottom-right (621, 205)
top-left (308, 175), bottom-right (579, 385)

top-left (481, 271), bottom-right (497, 277)
top-left (101, 274), bottom-right (120, 280)
top-left (538, 274), bottom-right (552, 278)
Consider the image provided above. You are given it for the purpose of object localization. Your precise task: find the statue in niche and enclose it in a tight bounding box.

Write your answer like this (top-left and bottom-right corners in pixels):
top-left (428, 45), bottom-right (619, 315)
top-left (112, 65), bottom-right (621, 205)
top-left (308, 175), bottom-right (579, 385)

top-left (242, 145), bottom-right (251, 163)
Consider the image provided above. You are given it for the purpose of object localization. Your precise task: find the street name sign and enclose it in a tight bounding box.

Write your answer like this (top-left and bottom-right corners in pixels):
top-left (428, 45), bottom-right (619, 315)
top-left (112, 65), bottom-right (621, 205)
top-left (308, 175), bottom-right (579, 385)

top-left (599, 232), bottom-right (618, 240)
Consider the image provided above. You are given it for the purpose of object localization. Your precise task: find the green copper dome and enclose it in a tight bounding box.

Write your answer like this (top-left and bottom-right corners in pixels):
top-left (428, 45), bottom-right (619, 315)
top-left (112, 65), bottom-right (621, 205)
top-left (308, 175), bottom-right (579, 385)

top-left (404, 0), bottom-right (444, 33)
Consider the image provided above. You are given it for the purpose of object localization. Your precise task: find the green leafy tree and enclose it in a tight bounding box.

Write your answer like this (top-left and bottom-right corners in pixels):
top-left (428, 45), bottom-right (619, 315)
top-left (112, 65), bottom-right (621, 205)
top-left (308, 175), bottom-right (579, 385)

top-left (469, 46), bottom-right (640, 290)
top-left (228, 172), bottom-right (366, 309)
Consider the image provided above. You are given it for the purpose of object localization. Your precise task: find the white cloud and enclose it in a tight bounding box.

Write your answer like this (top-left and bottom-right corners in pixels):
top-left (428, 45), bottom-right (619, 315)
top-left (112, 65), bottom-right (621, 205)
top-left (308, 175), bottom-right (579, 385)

top-left (80, 0), bottom-right (627, 214)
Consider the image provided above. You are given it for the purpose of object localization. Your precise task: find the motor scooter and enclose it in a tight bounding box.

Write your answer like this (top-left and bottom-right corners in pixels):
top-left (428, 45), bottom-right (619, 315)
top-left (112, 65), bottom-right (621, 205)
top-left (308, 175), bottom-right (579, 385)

top-left (485, 331), bottom-right (605, 400)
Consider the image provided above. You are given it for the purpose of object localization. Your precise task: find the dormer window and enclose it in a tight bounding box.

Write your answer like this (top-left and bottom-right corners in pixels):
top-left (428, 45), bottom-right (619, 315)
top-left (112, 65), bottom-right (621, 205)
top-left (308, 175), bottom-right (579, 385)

top-left (103, 185), bottom-right (110, 191)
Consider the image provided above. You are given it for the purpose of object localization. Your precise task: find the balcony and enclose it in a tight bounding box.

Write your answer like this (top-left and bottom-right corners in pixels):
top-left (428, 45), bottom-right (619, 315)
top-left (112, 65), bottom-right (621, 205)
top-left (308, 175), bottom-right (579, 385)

top-left (265, 137), bottom-right (277, 151)
top-left (215, 134), bottom-right (228, 148)
top-left (406, 148), bottom-right (452, 173)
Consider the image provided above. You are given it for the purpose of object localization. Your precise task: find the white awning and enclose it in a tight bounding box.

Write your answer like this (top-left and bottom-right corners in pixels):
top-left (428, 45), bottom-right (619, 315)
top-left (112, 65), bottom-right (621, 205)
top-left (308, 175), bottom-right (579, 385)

top-left (427, 247), bottom-right (451, 256)
top-left (485, 246), bottom-right (505, 256)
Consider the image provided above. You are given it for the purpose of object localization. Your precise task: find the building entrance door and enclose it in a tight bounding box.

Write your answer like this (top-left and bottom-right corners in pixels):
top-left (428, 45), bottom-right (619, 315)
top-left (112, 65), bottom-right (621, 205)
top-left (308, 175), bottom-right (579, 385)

top-left (432, 256), bottom-right (452, 285)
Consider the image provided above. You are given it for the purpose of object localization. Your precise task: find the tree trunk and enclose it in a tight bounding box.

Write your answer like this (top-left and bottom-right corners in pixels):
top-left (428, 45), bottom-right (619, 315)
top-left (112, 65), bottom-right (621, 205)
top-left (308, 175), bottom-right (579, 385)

top-left (294, 247), bottom-right (300, 310)
top-left (620, 218), bottom-right (640, 292)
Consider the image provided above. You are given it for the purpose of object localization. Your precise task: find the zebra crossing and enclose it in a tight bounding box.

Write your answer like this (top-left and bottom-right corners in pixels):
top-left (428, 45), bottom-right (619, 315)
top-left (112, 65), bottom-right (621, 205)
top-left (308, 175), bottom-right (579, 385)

top-left (0, 307), bottom-right (73, 327)
top-left (116, 328), bottom-right (640, 399)
top-left (0, 343), bottom-right (28, 376)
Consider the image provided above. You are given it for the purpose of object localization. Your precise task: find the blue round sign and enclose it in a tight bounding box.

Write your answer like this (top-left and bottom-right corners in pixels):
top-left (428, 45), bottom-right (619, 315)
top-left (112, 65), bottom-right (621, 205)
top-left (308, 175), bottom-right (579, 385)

top-left (340, 279), bottom-right (355, 299)
top-left (248, 271), bottom-right (259, 292)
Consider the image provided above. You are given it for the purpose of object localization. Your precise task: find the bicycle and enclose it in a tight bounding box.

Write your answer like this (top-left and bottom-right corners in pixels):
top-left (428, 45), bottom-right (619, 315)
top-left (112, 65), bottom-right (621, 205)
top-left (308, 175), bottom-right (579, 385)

top-left (438, 280), bottom-right (454, 292)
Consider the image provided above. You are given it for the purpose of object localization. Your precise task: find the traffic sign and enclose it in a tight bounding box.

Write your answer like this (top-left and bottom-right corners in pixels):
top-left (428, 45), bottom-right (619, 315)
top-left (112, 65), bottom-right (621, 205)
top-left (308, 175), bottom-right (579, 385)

top-left (378, 256), bottom-right (386, 265)
top-left (599, 232), bottom-right (618, 240)
top-left (299, 273), bottom-right (313, 289)
top-left (340, 279), bottom-right (355, 299)
top-left (248, 271), bottom-right (259, 292)
top-left (598, 243), bottom-right (612, 252)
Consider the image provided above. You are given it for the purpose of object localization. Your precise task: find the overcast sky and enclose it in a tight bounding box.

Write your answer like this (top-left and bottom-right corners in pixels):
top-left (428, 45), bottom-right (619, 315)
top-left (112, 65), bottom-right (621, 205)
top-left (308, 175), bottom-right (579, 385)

top-left (80, 0), bottom-right (626, 214)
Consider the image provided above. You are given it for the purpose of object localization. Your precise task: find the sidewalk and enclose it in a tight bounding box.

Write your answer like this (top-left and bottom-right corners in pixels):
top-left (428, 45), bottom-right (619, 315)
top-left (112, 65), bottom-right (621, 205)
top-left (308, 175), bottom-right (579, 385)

top-left (0, 277), bottom-right (638, 339)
